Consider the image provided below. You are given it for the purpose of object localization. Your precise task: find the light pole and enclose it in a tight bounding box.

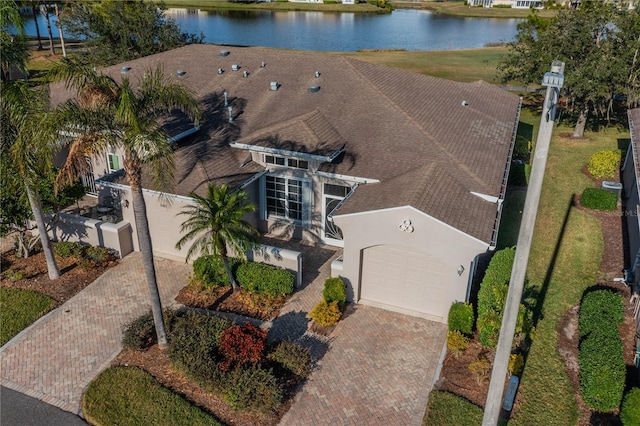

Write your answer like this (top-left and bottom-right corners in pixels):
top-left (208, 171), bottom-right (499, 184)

top-left (482, 61), bottom-right (565, 426)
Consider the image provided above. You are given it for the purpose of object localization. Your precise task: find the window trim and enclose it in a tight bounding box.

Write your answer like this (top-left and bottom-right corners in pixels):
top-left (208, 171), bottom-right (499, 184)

top-left (107, 153), bottom-right (121, 173)
top-left (261, 175), bottom-right (311, 226)
top-left (264, 154), bottom-right (308, 170)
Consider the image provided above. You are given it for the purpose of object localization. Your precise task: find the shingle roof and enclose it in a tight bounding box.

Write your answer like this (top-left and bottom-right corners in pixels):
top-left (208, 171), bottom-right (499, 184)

top-left (50, 44), bottom-right (521, 243)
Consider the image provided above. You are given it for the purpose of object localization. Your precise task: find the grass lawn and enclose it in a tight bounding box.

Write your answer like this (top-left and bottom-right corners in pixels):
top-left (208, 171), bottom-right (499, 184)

top-left (0, 287), bottom-right (54, 346)
top-left (340, 47), bottom-right (507, 83)
top-left (83, 366), bottom-right (223, 426)
top-left (423, 391), bottom-right (483, 425)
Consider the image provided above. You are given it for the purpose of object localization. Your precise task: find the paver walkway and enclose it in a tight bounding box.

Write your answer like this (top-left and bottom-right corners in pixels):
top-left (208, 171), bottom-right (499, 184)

top-left (0, 253), bottom-right (190, 415)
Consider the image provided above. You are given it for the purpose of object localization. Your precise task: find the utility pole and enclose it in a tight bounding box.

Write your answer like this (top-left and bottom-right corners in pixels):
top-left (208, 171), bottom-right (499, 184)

top-left (482, 61), bottom-right (565, 426)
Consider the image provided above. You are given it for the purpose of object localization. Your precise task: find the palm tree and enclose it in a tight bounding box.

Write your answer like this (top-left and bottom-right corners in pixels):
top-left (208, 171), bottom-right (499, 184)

top-left (1, 0), bottom-right (29, 81)
top-left (175, 183), bottom-right (259, 292)
top-left (1, 81), bottom-right (61, 279)
top-left (53, 65), bottom-right (201, 349)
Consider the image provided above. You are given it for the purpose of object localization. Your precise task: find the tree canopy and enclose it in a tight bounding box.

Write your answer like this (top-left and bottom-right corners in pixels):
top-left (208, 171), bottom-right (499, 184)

top-left (60, 0), bottom-right (204, 66)
top-left (498, 1), bottom-right (640, 137)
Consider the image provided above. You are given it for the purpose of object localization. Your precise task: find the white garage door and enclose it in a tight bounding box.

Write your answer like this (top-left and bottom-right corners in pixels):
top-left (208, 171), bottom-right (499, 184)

top-left (360, 245), bottom-right (447, 320)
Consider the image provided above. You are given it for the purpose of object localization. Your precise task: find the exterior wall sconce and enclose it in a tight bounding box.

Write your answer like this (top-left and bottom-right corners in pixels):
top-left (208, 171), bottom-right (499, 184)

top-left (457, 265), bottom-right (465, 276)
top-left (398, 219), bottom-right (414, 233)
top-left (122, 199), bottom-right (129, 209)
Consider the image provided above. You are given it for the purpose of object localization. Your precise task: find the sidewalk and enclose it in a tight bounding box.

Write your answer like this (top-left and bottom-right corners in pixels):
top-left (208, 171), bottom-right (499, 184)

top-left (0, 253), bottom-right (190, 415)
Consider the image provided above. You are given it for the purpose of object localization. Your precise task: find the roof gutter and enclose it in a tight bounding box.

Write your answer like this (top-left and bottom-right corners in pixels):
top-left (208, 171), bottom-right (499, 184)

top-left (168, 125), bottom-right (201, 144)
top-left (489, 96), bottom-right (523, 250)
top-left (238, 169), bottom-right (268, 190)
top-left (229, 142), bottom-right (344, 163)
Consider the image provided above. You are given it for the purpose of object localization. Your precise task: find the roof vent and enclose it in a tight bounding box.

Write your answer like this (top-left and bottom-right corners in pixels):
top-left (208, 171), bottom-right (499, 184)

top-left (308, 84), bottom-right (320, 93)
top-left (231, 64), bottom-right (239, 71)
top-left (217, 68), bottom-right (223, 74)
top-left (176, 69), bottom-right (186, 77)
top-left (228, 106), bottom-right (233, 123)
top-left (315, 70), bottom-right (320, 78)
top-left (461, 100), bottom-right (469, 107)
top-left (243, 70), bottom-right (249, 78)
top-left (270, 81), bottom-right (279, 91)
top-left (121, 66), bottom-right (131, 74)
top-left (220, 50), bottom-right (230, 57)
top-left (261, 61), bottom-right (266, 68)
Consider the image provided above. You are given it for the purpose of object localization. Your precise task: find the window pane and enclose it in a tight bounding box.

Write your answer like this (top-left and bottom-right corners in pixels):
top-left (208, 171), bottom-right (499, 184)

top-left (324, 183), bottom-right (350, 197)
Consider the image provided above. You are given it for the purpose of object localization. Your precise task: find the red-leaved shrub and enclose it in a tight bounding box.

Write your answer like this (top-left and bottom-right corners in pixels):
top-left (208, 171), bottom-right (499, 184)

top-left (219, 322), bottom-right (267, 370)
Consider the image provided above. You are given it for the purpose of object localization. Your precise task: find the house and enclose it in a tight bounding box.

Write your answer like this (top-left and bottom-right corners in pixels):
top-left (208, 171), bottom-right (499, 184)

top-left (50, 44), bottom-right (521, 323)
top-left (621, 108), bottom-right (640, 377)
top-left (467, 0), bottom-right (543, 8)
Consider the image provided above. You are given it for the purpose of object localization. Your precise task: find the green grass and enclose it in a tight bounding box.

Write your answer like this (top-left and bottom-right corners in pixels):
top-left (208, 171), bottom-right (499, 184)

top-left (510, 118), bottom-right (627, 425)
top-left (423, 391), bottom-right (483, 425)
top-left (83, 366), bottom-right (224, 426)
top-left (497, 188), bottom-right (526, 250)
top-left (341, 47), bottom-right (507, 83)
top-left (0, 287), bottom-right (54, 346)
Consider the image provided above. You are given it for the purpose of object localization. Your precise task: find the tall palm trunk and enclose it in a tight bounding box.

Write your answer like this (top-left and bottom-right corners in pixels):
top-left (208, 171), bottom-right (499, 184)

top-left (42, 3), bottom-right (55, 55)
top-left (25, 183), bottom-right (60, 279)
top-left (130, 171), bottom-right (168, 349)
top-left (53, 3), bottom-right (65, 58)
top-left (32, 3), bottom-right (42, 51)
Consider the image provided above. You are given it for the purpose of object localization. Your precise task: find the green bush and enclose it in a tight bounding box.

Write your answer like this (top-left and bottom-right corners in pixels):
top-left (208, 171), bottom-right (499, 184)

top-left (309, 300), bottom-right (342, 327)
top-left (514, 134), bottom-right (531, 159)
top-left (580, 188), bottom-right (618, 211)
top-left (122, 311), bottom-right (156, 351)
top-left (621, 388), bottom-right (640, 426)
top-left (191, 255), bottom-right (241, 288)
top-left (578, 289), bottom-right (624, 339)
top-left (446, 330), bottom-right (470, 356)
top-left (424, 391), bottom-right (483, 426)
top-left (236, 262), bottom-right (295, 298)
top-left (323, 277), bottom-right (346, 309)
top-left (448, 302), bottom-right (474, 335)
top-left (82, 246), bottom-right (111, 266)
top-left (587, 149), bottom-right (621, 179)
top-left (579, 329), bottom-right (625, 412)
top-left (224, 366), bottom-right (282, 412)
top-left (53, 241), bottom-right (79, 258)
top-left (267, 341), bottom-right (311, 378)
top-left (508, 162), bottom-right (531, 186)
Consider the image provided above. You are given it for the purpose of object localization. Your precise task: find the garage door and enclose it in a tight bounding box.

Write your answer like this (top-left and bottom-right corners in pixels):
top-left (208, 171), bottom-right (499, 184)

top-left (360, 245), bottom-right (446, 320)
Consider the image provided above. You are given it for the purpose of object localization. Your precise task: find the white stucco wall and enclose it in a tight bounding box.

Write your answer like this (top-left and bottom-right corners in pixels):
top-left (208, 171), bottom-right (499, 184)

top-left (334, 205), bottom-right (489, 322)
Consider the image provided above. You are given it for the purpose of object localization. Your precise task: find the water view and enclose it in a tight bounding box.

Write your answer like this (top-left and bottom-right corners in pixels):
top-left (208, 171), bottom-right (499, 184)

top-left (22, 7), bottom-right (521, 52)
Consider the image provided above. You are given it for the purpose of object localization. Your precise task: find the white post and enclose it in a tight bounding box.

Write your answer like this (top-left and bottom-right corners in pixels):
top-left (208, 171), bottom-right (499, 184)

top-left (482, 61), bottom-right (565, 426)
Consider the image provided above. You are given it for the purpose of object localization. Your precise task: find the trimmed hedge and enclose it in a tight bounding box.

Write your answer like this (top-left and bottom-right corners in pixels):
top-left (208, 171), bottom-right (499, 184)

top-left (191, 255), bottom-right (241, 288)
top-left (621, 388), bottom-right (640, 426)
top-left (424, 391), bottom-right (483, 426)
top-left (580, 188), bottom-right (618, 211)
top-left (267, 341), bottom-right (311, 379)
top-left (236, 262), bottom-right (295, 298)
top-left (578, 289), bottom-right (624, 339)
top-left (587, 149), bottom-right (621, 179)
top-left (578, 289), bottom-right (626, 412)
top-left (448, 302), bottom-right (474, 335)
top-left (323, 277), bottom-right (347, 309)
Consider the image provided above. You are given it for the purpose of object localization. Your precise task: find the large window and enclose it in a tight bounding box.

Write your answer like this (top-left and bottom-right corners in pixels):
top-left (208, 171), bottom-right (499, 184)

top-left (265, 176), bottom-right (303, 221)
top-left (107, 153), bottom-right (121, 173)
top-left (264, 154), bottom-right (308, 170)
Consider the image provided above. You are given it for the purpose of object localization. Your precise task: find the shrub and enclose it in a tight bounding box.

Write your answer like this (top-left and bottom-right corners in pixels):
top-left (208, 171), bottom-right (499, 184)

top-left (509, 353), bottom-right (524, 376)
top-left (3, 268), bottom-right (25, 282)
top-left (309, 300), bottom-right (342, 327)
top-left (191, 255), bottom-right (240, 288)
top-left (54, 241), bottom-right (79, 258)
top-left (477, 324), bottom-right (499, 348)
top-left (82, 246), bottom-right (111, 266)
top-left (448, 302), bottom-right (474, 335)
top-left (508, 162), bottom-right (531, 186)
top-left (579, 329), bottom-right (625, 412)
top-left (218, 322), bottom-right (267, 370)
top-left (122, 311), bottom-right (156, 351)
top-left (580, 188), bottom-right (618, 211)
top-left (578, 289), bottom-right (624, 339)
top-left (323, 277), bottom-right (346, 309)
top-left (477, 247), bottom-right (514, 317)
top-left (513, 134), bottom-right (531, 159)
top-left (587, 149), bottom-right (621, 179)
top-left (267, 341), bottom-right (311, 378)
top-left (446, 330), bottom-right (470, 356)
top-left (224, 366), bottom-right (282, 412)
top-left (424, 391), bottom-right (483, 426)
top-left (236, 262), bottom-right (295, 298)
top-left (621, 388), bottom-right (640, 426)
top-left (469, 355), bottom-right (491, 384)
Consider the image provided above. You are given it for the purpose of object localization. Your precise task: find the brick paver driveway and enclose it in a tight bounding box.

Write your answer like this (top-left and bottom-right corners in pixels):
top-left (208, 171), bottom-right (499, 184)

top-left (0, 253), bottom-right (190, 415)
top-left (279, 306), bottom-right (447, 426)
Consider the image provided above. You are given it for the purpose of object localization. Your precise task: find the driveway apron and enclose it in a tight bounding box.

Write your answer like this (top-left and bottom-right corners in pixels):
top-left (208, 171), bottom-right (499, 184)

top-left (0, 253), bottom-right (190, 415)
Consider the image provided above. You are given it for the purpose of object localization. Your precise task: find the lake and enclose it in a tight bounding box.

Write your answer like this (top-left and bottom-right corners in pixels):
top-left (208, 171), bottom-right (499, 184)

top-left (22, 7), bottom-right (520, 52)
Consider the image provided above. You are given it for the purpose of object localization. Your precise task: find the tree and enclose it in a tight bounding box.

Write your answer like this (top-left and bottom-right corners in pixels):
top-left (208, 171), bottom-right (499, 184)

top-left (498, 2), bottom-right (636, 137)
top-left (1, 81), bottom-right (61, 278)
top-left (53, 65), bottom-right (201, 349)
top-left (176, 184), bottom-right (259, 292)
top-left (59, 0), bottom-right (203, 66)
top-left (0, 0), bottom-right (29, 80)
